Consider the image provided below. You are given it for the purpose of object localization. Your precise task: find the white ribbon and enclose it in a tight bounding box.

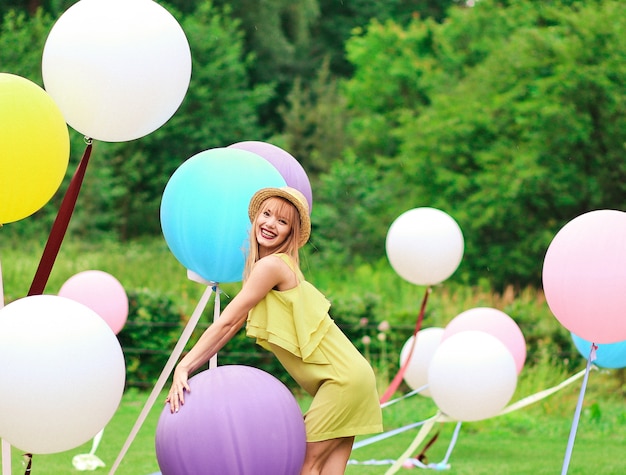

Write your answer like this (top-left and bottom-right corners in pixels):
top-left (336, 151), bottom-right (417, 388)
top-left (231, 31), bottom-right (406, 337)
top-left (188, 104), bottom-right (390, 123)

top-left (1, 257), bottom-right (10, 475)
top-left (108, 283), bottom-right (215, 474)
top-left (349, 368), bottom-right (589, 474)
top-left (72, 429), bottom-right (105, 471)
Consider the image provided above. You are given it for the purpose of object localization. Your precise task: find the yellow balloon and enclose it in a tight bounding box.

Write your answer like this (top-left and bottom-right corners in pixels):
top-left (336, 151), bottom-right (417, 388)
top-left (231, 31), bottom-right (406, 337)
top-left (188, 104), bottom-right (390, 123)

top-left (0, 73), bottom-right (69, 224)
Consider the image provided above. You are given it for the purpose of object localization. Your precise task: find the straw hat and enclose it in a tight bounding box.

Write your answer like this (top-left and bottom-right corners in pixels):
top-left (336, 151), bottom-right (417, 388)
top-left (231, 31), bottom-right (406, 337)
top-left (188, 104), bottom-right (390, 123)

top-left (248, 186), bottom-right (311, 247)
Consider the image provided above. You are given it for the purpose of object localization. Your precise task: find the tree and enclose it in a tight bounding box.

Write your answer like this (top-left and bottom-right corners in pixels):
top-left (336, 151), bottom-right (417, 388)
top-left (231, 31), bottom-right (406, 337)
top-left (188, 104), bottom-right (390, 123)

top-left (0, 8), bottom-right (51, 83)
top-left (314, 0), bottom-right (457, 77)
top-left (211, 0), bottom-right (320, 83)
top-left (337, 0), bottom-right (626, 287)
top-left (277, 57), bottom-right (348, 177)
top-left (309, 151), bottom-right (395, 267)
top-left (343, 18), bottom-right (440, 161)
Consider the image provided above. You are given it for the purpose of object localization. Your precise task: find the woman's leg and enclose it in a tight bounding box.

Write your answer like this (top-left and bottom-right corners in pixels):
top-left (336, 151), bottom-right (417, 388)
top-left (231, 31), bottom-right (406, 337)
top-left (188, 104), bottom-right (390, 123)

top-left (300, 436), bottom-right (355, 475)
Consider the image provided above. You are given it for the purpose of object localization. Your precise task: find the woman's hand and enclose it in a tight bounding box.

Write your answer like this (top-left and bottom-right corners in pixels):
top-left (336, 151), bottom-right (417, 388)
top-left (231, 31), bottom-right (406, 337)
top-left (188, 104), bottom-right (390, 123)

top-left (166, 366), bottom-right (191, 413)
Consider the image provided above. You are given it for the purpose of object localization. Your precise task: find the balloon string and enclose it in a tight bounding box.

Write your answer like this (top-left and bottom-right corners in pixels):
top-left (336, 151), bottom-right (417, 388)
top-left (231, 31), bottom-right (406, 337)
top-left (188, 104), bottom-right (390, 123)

top-left (28, 139), bottom-right (93, 296)
top-left (355, 421), bottom-right (428, 450)
top-left (22, 453), bottom-right (31, 475)
top-left (561, 342), bottom-right (597, 475)
top-left (90, 428), bottom-right (104, 455)
top-left (379, 286), bottom-right (431, 404)
top-left (1, 440), bottom-right (9, 475)
top-left (0, 256), bottom-right (4, 308)
top-left (415, 426), bottom-right (440, 464)
top-left (354, 368), bottom-right (588, 469)
top-left (0, 261), bottom-right (8, 475)
top-left (108, 284), bottom-right (215, 475)
top-left (441, 421), bottom-right (462, 466)
top-left (208, 285), bottom-right (221, 369)
top-left (380, 384), bottom-right (428, 409)
top-left (384, 413), bottom-right (440, 475)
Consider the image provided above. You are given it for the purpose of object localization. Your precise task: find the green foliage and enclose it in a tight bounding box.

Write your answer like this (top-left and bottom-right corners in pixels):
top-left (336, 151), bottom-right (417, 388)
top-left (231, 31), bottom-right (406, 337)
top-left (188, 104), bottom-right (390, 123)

top-left (0, 8), bottom-right (51, 82)
top-left (309, 151), bottom-right (396, 265)
top-left (401, 0), bottom-right (626, 287)
top-left (344, 18), bottom-right (439, 159)
top-left (315, 0), bottom-right (457, 77)
top-left (117, 288), bottom-right (184, 388)
top-left (341, 0), bottom-right (626, 288)
top-left (213, 0), bottom-right (320, 84)
top-left (277, 57), bottom-right (348, 176)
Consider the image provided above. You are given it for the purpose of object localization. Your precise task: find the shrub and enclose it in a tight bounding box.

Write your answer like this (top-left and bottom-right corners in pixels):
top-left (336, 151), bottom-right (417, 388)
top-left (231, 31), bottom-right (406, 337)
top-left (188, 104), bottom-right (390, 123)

top-left (117, 289), bottom-right (183, 389)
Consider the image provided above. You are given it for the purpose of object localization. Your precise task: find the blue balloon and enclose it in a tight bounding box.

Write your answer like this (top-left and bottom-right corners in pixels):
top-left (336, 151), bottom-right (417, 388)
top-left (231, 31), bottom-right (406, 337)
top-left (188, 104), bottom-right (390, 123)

top-left (160, 148), bottom-right (286, 283)
top-left (571, 333), bottom-right (626, 369)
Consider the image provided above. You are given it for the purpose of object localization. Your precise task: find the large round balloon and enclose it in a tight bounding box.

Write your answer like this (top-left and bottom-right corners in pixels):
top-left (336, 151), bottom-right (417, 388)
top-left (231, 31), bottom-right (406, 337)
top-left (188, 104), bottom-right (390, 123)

top-left (0, 73), bottom-right (69, 224)
top-left (155, 365), bottom-right (306, 475)
top-left (571, 333), bottom-right (626, 369)
top-left (443, 307), bottom-right (526, 374)
top-left (228, 141), bottom-right (313, 212)
top-left (42, 0), bottom-right (191, 142)
top-left (399, 327), bottom-right (444, 397)
top-left (428, 330), bottom-right (517, 422)
top-left (543, 210), bottom-right (626, 344)
top-left (58, 270), bottom-right (129, 334)
top-left (160, 148), bottom-right (286, 283)
top-left (386, 207), bottom-right (464, 286)
top-left (0, 295), bottom-right (125, 454)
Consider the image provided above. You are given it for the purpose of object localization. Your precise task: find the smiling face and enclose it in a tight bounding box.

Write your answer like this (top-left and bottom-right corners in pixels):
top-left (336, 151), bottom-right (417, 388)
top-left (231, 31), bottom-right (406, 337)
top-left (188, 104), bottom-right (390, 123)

top-left (254, 197), bottom-right (297, 256)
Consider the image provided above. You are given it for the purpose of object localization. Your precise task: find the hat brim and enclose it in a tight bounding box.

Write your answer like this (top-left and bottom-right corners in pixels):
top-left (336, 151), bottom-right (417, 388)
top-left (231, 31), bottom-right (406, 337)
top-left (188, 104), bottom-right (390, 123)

top-left (248, 187), bottom-right (311, 247)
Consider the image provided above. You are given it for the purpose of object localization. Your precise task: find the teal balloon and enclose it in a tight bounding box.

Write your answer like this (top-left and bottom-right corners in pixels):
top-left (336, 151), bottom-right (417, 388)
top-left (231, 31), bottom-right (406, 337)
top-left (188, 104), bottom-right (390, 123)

top-left (160, 148), bottom-right (286, 283)
top-left (571, 333), bottom-right (626, 369)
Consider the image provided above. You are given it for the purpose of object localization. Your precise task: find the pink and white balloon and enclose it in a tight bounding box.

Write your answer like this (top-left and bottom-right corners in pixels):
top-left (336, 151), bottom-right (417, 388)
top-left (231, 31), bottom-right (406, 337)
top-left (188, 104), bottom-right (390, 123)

top-left (42, 0), bottom-right (191, 142)
top-left (0, 295), bottom-right (125, 454)
top-left (543, 210), bottom-right (626, 344)
top-left (443, 307), bottom-right (526, 374)
top-left (399, 327), bottom-right (444, 397)
top-left (58, 270), bottom-right (129, 334)
top-left (386, 207), bottom-right (464, 286)
top-left (428, 331), bottom-right (517, 422)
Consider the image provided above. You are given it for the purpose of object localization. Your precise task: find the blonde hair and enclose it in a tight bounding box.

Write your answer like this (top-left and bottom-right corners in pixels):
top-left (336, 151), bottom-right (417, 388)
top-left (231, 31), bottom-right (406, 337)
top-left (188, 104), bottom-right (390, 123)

top-left (243, 196), bottom-right (301, 281)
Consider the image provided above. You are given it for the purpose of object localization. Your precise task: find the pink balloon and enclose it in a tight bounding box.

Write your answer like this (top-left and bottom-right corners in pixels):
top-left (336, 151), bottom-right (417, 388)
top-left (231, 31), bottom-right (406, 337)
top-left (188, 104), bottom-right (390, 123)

top-left (543, 210), bottom-right (626, 344)
top-left (227, 141), bottom-right (313, 212)
top-left (58, 270), bottom-right (129, 334)
top-left (443, 307), bottom-right (526, 374)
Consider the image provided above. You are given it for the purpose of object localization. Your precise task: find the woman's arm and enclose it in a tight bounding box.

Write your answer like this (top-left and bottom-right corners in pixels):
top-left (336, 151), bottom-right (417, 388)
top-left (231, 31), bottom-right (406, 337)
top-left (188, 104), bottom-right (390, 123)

top-left (167, 255), bottom-right (291, 412)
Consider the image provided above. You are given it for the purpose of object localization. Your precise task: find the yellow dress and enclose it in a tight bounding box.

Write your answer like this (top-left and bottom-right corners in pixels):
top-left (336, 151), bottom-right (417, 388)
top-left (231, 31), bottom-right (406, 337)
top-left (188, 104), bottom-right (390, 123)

top-left (246, 254), bottom-right (383, 442)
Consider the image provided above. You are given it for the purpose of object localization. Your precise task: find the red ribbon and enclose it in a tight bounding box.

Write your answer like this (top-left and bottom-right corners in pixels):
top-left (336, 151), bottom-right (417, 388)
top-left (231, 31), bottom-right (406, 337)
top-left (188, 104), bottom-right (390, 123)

top-left (379, 286), bottom-right (431, 404)
top-left (28, 140), bottom-right (93, 296)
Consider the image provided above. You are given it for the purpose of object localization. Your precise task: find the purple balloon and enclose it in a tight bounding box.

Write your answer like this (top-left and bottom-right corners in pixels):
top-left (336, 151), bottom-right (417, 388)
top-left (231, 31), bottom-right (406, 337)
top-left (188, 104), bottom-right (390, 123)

top-left (228, 141), bottom-right (313, 212)
top-left (155, 365), bottom-right (306, 475)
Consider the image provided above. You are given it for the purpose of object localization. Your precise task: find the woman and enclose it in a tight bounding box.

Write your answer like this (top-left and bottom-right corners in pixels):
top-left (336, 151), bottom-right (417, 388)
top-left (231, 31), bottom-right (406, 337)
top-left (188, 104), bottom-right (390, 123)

top-left (167, 186), bottom-right (383, 474)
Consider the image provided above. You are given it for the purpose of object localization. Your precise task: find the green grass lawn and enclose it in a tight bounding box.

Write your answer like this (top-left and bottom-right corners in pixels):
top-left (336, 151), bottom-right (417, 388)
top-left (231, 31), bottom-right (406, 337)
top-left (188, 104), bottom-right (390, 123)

top-left (5, 368), bottom-right (626, 475)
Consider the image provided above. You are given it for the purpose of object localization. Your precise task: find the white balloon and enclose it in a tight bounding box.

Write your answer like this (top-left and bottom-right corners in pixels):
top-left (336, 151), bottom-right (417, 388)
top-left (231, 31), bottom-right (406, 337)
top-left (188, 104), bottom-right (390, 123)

top-left (443, 307), bottom-right (527, 374)
top-left (399, 327), bottom-right (444, 397)
top-left (0, 295), bottom-right (125, 454)
top-left (42, 0), bottom-right (192, 142)
top-left (428, 330), bottom-right (517, 422)
top-left (386, 207), bottom-right (464, 285)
